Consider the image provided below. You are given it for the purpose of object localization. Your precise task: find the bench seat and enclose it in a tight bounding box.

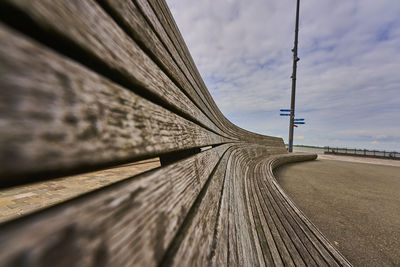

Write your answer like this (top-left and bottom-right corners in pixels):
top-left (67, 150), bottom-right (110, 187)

top-left (0, 0), bottom-right (351, 266)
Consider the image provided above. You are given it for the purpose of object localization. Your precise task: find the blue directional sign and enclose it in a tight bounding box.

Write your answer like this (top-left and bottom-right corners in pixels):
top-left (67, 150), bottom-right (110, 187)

top-left (280, 114), bottom-right (290, 116)
top-left (294, 118), bottom-right (304, 121)
top-left (294, 122), bottom-right (305, 124)
top-left (280, 109), bottom-right (291, 112)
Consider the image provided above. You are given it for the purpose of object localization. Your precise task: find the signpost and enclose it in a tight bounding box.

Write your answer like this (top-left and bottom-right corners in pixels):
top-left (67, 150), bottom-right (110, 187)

top-left (280, 109), bottom-right (291, 116)
top-left (280, 110), bottom-right (306, 148)
top-left (281, 115), bottom-right (305, 125)
top-left (288, 0), bottom-right (301, 153)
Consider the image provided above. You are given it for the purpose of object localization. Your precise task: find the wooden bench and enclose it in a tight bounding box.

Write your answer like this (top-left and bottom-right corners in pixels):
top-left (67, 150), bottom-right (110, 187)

top-left (0, 0), bottom-right (351, 266)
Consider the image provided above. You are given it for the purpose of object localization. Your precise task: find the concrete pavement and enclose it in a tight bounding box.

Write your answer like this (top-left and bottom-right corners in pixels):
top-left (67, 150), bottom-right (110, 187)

top-left (275, 157), bottom-right (400, 266)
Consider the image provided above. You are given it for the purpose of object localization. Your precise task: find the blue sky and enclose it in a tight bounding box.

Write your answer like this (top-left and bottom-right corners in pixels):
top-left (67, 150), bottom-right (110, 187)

top-left (166, 0), bottom-right (400, 151)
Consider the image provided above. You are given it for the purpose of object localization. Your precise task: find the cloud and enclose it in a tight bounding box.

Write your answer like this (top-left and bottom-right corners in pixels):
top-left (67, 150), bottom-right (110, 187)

top-left (167, 0), bottom-right (400, 151)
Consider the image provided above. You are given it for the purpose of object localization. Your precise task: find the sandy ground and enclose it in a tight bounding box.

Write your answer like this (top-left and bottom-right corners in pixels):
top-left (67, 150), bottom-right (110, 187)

top-left (0, 159), bottom-right (160, 223)
top-left (275, 157), bottom-right (400, 266)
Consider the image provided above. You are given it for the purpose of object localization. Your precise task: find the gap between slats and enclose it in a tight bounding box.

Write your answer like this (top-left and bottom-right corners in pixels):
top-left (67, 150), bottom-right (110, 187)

top-left (0, 0), bottom-right (228, 140)
top-left (96, 0), bottom-right (230, 139)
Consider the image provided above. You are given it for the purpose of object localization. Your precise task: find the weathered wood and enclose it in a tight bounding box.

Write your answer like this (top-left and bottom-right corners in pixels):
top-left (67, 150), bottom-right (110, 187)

top-left (0, 0), bottom-right (354, 266)
top-left (0, 0), bottom-right (226, 137)
top-left (254, 162), bottom-right (313, 266)
top-left (252, 158), bottom-right (314, 266)
top-left (269, 155), bottom-right (352, 266)
top-left (147, 0), bottom-right (244, 140)
top-left (0, 145), bottom-right (230, 267)
top-left (252, 151), bottom-right (350, 266)
top-left (99, 0), bottom-right (225, 134)
top-left (160, 146), bottom-right (235, 266)
top-left (251, 151), bottom-right (326, 266)
top-left (206, 146), bottom-right (351, 266)
top-left (150, 0), bottom-right (209, 101)
top-left (0, 24), bottom-right (227, 182)
top-left (263, 157), bottom-right (332, 266)
top-left (211, 146), bottom-right (260, 266)
top-left (152, 0), bottom-right (286, 146)
top-left (251, 163), bottom-right (289, 266)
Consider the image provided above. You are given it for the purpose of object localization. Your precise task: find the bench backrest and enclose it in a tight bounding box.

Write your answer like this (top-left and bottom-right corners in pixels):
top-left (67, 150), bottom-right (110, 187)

top-left (0, 0), bottom-right (286, 185)
top-left (0, 0), bottom-right (297, 266)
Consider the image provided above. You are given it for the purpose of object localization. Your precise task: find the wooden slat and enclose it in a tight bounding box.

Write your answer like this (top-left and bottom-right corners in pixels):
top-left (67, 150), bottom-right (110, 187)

top-left (261, 157), bottom-right (328, 266)
top-left (136, 0), bottom-right (244, 142)
top-left (99, 0), bottom-right (226, 136)
top-left (250, 162), bottom-right (288, 266)
top-left (254, 151), bottom-right (351, 266)
top-left (0, 0), bottom-right (353, 265)
top-left (211, 146), bottom-right (261, 266)
top-left (249, 150), bottom-right (328, 266)
top-left (0, 0), bottom-right (226, 137)
top-left (269, 155), bottom-right (352, 266)
top-left (152, 0), bottom-right (284, 146)
top-left (252, 159), bottom-right (310, 266)
top-left (103, 0), bottom-right (286, 146)
top-left (208, 146), bottom-right (351, 266)
top-left (146, 0), bottom-right (242, 139)
top-left (243, 163), bottom-right (268, 266)
top-left (150, 0), bottom-right (210, 102)
top-left (144, 0), bottom-right (285, 145)
top-left (0, 24), bottom-right (227, 182)
top-left (254, 161), bottom-right (313, 266)
top-left (0, 144), bottom-right (231, 267)
top-left (2, 0), bottom-right (288, 147)
top-left (162, 146), bottom-right (235, 266)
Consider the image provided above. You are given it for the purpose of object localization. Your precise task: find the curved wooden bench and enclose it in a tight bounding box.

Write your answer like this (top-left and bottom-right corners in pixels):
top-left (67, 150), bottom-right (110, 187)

top-left (0, 0), bottom-right (351, 266)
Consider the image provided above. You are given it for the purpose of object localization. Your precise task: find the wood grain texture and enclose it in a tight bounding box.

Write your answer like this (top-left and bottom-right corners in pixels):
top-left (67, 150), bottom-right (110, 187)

top-left (0, 144), bottom-right (230, 267)
top-left (202, 146), bottom-right (352, 267)
top-left (244, 149), bottom-right (351, 266)
top-left (0, 0), bottom-right (353, 266)
top-left (151, 0), bottom-right (289, 147)
top-left (146, 0), bottom-right (241, 139)
top-left (0, 143), bottom-right (351, 266)
top-left (0, 0), bottom-right (287, 147)
top-left (0, 24), bottom-right (227, 182)
top-left (150, 0), bottom-right (208, 100)
top-left (0, 0), bottom-right (226, 137)
top-left (99, 0), bottom-right (225, 135)
top-left (160, 146), bottom-right (235, 266)
top-left (269, 155), bottom-right (353, 267)
top-left (138, 0), bottom-right (287, 144)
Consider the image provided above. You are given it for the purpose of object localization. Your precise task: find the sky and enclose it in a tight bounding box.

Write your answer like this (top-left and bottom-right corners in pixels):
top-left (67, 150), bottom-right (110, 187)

top-left (166, 0), bottom-right (400, 151)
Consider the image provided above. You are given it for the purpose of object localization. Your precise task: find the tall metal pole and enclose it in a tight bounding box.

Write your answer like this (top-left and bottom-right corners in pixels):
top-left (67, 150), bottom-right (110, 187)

top-left (288, 0), bottom-right (300, 152)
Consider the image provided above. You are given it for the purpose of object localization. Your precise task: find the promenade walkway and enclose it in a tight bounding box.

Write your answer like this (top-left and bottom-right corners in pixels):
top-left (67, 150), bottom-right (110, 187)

top-left (0, 159), bottom-right (160, 223)
top-left (275, 156), bottom-right (400, 266)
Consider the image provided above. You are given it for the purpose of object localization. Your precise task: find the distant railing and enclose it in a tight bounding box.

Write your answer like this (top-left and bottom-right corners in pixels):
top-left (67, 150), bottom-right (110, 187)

top-left (325, 146), bottom-right (400, 160)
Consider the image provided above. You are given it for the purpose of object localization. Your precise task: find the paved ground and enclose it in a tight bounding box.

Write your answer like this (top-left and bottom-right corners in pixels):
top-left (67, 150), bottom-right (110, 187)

top-left (275, 156), bottom-right (400, 266)
top-left (0, 159), bottom-right (160, 223)
top-left (317, 153), bottom-right (400, 167)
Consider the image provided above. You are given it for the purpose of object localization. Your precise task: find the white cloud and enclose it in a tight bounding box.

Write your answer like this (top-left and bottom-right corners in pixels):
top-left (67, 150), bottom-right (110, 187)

top-left (167, 0), bottom-right (400, 151)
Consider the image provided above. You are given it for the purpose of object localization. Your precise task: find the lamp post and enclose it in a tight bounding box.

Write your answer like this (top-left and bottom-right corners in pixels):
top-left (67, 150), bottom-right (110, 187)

top-left (288, 0), bottom-right (301, 152)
